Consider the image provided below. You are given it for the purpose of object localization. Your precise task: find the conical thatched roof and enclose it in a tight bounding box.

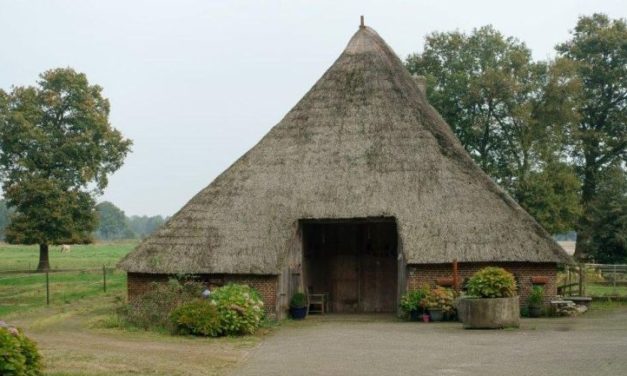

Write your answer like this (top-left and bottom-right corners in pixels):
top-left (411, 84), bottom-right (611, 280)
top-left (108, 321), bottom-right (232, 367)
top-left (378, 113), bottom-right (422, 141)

top-left (119, 25), bottom-right (571, 275)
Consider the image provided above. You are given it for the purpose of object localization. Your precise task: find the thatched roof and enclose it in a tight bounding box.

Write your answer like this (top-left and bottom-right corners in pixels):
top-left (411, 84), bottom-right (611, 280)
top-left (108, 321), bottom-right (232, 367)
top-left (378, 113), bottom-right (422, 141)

top-left (119, 25), bottom-right (571, 275)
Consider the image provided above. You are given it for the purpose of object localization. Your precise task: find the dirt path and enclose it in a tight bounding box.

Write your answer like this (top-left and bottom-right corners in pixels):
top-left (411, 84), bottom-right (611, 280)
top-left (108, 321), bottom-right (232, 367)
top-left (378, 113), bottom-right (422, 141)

top-left (8, 295), bottom-right (259, 376)
top-left (233, 309), bottom-right (627, 376)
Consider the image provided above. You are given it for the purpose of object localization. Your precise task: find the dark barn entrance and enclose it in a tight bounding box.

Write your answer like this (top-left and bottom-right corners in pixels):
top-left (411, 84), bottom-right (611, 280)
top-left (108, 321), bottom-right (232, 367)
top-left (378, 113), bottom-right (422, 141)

top-left (301, 218), bottom-right (398, 313)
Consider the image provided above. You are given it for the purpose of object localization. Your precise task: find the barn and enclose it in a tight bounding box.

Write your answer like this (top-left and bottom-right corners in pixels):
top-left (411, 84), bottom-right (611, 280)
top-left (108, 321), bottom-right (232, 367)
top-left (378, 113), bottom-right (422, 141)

top-left (118, 22), bottom-right (571, 318)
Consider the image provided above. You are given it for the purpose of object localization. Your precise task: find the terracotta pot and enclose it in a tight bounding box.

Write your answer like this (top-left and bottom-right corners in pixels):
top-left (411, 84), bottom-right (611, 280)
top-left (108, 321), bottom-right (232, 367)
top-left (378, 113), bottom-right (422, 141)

top-left (531, 276), bottom-right (549, 285)
top-left (436, 277), bottom-right (454, 287)
top-left (422, 313), bottom-right (430, 323)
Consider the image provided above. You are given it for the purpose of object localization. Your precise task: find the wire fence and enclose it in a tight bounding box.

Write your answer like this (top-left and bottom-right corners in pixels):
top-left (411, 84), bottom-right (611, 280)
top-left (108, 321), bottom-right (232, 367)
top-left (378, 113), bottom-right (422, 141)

top-left (0, 266), bottom-right (124, 314)
top-left (558, 263), bottom-right (627, 299)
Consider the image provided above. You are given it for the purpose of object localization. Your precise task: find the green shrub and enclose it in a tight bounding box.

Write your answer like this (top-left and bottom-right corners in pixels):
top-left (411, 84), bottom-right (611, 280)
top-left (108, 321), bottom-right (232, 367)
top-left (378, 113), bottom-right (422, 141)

top-left (528, 286), bottom-right (544, 306)
top-left (211, 284), bottom-right (265, 336)
top-left (120, 279), bottom-right (205, 331)
top-left (466, 267), bottom-right (517, 298)
top-left (169, 299), bottom-right (221, 337)
top-left (289, 292), bottom-right (307, 308)
top-left (400, 284), bottom-right (429, 315)
top-left (0, 325), bottom-right (43, 376)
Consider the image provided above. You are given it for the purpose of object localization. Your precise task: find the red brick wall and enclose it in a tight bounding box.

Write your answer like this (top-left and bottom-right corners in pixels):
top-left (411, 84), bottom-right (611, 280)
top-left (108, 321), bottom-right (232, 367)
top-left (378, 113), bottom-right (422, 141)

top-left (127, 273), bottom-right (278, 317)
top-left (407, 262), bottom-right (558, 307)
top-left (127, 273), bottom-right (169, 299)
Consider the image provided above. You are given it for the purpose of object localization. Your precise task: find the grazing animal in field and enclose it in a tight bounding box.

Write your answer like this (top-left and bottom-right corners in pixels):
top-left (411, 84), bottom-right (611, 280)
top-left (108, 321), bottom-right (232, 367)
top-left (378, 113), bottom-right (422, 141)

top-left (60, 244), bottom-right (71, 253)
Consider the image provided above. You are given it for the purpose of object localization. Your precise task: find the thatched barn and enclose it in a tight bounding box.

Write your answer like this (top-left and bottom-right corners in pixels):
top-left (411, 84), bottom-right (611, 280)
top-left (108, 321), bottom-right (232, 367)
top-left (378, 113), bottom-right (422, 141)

top-left (119, 22), bottom-right (571, 318)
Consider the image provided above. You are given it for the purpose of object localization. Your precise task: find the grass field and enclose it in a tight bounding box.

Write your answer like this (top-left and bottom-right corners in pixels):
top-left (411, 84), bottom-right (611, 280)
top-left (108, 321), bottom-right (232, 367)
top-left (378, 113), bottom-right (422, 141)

top-left (586, 283), bottom-right (627, 297)
top-left (0, 241), bottom-right (136, 316)
top-left (0, 242), bottom-right (136, 271)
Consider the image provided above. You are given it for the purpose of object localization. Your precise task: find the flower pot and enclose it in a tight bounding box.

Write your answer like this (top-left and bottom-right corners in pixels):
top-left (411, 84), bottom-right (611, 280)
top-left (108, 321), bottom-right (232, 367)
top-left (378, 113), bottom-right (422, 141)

top-left (290, 306), bottom-right (307, 320)
top-left (436, 277), bottom-right (454, 287)
top-left (422, 313), bottom-right (430, 323)
top-left (531, 276), bottom-right (549, 285)
top-left (443, 310), bottom-right (457, 321)
top-left (528, 305), bottom-right (543, 318)
top-left (429, 308), bottom-right (443, 322)
top-left (409, 309), bottom-right (423, 321)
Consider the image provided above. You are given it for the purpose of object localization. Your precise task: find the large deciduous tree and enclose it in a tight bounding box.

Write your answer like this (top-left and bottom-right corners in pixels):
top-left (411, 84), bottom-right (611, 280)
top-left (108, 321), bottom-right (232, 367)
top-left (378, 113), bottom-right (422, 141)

top-left (0, 68), bottom-right (131, 270)
top-left (586, 163), bottom-right (627, 263)
top-left (556, 14), bottom-right (627, 259)
top-left (406, 26), bottom-right (581, 234)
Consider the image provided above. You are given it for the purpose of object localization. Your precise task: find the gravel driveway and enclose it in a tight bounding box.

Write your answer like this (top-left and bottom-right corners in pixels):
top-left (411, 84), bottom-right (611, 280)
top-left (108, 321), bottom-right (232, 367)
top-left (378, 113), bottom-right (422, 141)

top-left (233, 308), bottom-right (627, 376)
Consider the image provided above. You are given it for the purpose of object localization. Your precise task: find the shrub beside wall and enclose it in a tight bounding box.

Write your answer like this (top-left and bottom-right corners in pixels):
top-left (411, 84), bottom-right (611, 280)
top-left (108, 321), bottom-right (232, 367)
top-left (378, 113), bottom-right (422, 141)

top-left (169, 299), bottom-right (221, 337)
top-left (121, 280), bottom-right (265, 337)
top-left (120, 280), bottom-right (204, 332)
top-left (210, 284), bottom-right (265, 336)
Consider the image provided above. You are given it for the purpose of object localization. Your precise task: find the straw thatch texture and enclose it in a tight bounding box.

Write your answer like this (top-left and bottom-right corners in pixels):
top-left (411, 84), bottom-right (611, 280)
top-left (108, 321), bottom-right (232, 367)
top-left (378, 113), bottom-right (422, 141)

top-left (118, 26), bottom-right (571, 275)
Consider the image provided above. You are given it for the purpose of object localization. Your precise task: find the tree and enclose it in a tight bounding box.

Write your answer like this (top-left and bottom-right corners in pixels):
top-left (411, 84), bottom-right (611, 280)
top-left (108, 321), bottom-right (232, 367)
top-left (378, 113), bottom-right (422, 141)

top-left (127, 215), bottom-right (166, 238)
top-left (406, 26), bottom-right (581, 233)
top-left (587, 163), bottom-right (627, 263)
top-left (0, 199), bottom-right (9, 241)
top-left (556, 14), bottom-right (627, 259)
top-left (95, 201), bottom-right (134, 240)
top-left (0, 68), bottom-right (132, 270)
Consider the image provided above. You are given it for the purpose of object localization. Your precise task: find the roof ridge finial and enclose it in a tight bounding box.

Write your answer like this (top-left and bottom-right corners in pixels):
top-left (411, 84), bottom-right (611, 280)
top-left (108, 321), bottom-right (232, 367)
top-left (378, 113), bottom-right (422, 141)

top-left (360, 15), bottom-right (365, 29)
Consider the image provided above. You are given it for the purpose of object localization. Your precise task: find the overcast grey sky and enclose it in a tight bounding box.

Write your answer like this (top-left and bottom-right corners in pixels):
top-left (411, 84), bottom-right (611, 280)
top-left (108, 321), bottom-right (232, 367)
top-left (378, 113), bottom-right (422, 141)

top-left (1, 0), bottom-right (625, 216)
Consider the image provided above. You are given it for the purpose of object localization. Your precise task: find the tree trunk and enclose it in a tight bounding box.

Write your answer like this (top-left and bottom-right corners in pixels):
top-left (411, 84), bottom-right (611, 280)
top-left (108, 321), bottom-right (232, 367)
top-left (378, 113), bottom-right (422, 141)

top-left (574, 156), bottom-right (598, 261)
top-left (37, 243), bottom-right (50, 272)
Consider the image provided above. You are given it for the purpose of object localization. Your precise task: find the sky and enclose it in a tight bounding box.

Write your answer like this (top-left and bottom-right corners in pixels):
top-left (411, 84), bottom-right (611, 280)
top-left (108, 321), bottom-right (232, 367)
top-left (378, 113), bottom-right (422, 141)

top-left (1, 0), bottom-right (625, 216)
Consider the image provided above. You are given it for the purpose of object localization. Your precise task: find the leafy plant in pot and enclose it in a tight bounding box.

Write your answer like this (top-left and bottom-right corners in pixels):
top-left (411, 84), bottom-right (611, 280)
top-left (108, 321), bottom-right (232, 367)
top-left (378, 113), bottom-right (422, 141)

top-left (400, 285), bottom-right (429, 321)
top-left (527, 286), bottom-right (544, 318)
top-left (289, 292), bottom-right (308, 320)
top-left (422, 286), bottom-right (455, 322)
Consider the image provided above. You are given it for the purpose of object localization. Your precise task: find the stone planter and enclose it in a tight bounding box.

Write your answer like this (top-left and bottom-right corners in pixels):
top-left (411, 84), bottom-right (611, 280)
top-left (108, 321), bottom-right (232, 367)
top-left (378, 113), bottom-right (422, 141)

top-left (458, 297), bottom-right (520, 329)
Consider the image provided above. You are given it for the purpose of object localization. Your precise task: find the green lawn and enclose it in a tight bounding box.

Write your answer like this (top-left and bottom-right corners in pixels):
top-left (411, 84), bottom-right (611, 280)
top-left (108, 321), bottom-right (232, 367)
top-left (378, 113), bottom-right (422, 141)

top-left (0, 241), bottom-right (137, 316)
top-left (0, 241), bottom-right (136, 271)
top-left (586, 282), bottom-right (627, 297)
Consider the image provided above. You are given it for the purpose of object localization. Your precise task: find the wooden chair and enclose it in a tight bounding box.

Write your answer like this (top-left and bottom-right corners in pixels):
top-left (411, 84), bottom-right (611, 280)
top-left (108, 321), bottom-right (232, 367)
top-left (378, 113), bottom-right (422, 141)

top-left (308, 293), bottom-right (326, 314)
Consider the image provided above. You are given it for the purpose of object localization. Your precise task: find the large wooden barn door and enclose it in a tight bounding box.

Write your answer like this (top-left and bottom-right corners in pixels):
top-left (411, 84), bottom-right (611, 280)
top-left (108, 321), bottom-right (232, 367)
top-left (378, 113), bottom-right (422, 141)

top-left (358, 222), bottom-right (398, 312)
top-left (302, 218), bottom-right (398, 313)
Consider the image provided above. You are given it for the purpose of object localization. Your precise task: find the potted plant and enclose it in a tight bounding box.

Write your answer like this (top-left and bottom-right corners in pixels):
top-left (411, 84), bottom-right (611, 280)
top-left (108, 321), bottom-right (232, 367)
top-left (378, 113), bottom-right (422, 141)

top-left (400, 285), bottom-right (429, 321)
top-left (458, 267), bottom-right (520, 329)
top-left (289, 292), bottom-right (308, 320)
top-left (527, 286), bottom-right (544, 318)
top-left (423, 286), bottom-right (455, 322)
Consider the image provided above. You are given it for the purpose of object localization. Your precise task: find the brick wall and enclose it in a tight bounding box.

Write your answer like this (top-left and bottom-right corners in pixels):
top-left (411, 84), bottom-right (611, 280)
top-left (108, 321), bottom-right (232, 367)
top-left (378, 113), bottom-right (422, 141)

top-left (127, 273), bottom-right (278, 317)
top-left (127, 273), bottom-right (169, 299)
top-left (406, 262), bottom-right (558, 307)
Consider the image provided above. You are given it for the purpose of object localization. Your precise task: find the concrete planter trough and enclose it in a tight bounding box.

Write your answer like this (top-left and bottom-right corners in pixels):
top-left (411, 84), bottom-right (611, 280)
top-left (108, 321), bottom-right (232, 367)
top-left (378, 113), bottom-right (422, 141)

top-left (458, 296), bottom-right (520, 329)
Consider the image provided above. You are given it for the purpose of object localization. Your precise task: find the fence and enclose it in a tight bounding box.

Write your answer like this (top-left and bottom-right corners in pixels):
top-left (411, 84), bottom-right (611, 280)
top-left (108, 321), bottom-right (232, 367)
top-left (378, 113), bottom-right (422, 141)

top-left (0, 266), bottom-right (123, 314)
top-left (558, 263), bottom-right (627, 299)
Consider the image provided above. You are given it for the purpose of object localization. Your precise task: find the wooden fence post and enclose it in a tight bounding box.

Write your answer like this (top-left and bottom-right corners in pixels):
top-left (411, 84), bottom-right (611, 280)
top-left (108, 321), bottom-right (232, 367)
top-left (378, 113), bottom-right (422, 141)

top-left (45, 271), bottom-right (50, 305)
top-left (578, 264), bottom-right (584, 297)
top-left (613, 264), bottom-right (617, 291)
